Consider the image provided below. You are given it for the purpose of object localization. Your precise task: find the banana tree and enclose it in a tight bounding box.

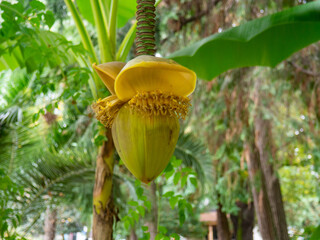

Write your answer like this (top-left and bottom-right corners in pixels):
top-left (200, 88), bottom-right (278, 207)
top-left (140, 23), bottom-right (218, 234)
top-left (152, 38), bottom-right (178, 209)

top-left (61, 0), bottom-right (142, 239)
top-left (62, 0), bottom-right (320, 239)
top-left (2, 0), bottom-right (316, 239)
top-left (0, 0), bottom-right (126, 238)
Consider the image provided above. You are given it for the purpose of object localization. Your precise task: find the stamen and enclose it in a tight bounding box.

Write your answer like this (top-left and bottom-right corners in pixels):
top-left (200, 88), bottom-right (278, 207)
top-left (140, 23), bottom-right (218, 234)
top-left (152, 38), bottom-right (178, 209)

top-left (92, 96), bottom-right (126, 127)
top-left (129, 90), bottom-right (191, 119)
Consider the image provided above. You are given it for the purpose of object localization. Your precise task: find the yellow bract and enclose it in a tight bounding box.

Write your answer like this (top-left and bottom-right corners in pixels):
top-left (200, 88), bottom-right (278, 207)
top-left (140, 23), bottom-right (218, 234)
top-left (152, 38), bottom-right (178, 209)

top-left (114, 55), bottom-right (196, 101)
top-left (93, 62), bottom-right (125, 94)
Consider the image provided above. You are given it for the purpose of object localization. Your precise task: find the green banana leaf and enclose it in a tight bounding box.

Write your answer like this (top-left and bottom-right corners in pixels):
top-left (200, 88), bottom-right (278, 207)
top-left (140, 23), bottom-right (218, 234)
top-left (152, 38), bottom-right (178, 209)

top-left (168, 1), bottom-right (320, 81)
top-left (76, 0), bottom-right (136, 28)
top-left (310, 225), bottom-right (320, 240)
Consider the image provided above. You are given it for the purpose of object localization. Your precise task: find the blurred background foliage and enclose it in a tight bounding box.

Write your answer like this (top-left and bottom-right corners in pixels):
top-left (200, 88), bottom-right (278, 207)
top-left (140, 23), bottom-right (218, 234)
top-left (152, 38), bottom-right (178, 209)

top-left (0, 0), bottom-right (319, 239)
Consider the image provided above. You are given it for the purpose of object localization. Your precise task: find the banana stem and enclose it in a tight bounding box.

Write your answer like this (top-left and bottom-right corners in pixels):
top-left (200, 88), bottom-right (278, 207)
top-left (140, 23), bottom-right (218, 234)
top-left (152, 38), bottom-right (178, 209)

top-left (135, 0), bottom-right (156, 56)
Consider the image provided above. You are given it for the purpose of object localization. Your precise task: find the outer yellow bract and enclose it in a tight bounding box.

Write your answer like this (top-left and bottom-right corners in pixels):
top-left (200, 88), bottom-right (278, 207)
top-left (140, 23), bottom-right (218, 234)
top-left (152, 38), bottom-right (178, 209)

top-left (115, 55), bottom-right (196, 101)
top-left (93, 61), bottom-right (125, 95)
top-left (92, 55), bottom-right (196, 183)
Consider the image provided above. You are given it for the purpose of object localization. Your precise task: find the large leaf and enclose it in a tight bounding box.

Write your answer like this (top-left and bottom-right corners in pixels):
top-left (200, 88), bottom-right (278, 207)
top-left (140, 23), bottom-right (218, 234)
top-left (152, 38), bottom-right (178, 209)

top-left (168, 1), bottom-right (320, 81)
top-left (310, 225), bottom-right (320, 240)
top-left (118, 0), bottom-right (136, 28)
top-left (76, 0), bottom-right (95, 25)
top-left (76, 0), bottom-right (136, 28)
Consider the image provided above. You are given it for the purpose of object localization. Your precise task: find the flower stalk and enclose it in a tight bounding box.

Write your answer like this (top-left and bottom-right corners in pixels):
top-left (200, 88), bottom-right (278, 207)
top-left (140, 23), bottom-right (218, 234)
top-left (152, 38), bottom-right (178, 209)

top-left (135, 0), bottom-right (156, 56)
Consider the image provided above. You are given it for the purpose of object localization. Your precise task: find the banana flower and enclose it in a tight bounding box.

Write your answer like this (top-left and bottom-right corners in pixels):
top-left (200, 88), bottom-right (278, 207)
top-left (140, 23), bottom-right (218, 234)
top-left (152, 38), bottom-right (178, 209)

top-left (92, 55), bottom-right (196, 183)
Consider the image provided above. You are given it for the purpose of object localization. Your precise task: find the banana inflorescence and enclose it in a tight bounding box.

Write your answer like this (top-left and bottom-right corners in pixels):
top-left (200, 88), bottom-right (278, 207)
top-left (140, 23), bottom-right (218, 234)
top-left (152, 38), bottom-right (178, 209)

top-left (92, 55), bottom-right (196, 183)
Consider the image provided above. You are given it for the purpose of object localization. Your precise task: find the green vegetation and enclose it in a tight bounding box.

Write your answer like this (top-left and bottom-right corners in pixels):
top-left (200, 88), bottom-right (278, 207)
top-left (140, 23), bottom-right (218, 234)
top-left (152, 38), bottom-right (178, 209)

top-left (0, 0), bottom-right (320, 239)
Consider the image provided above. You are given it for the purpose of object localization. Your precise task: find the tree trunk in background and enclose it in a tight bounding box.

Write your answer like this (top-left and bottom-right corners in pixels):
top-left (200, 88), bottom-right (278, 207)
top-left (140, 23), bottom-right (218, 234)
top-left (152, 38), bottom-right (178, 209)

top-left (314, 84), bottom-right (320, 122)
top-left (217, 202), bottom-right (231, 240)
top-left (244, 140), bottom-right (276, 240)
top-left (92, 129), bottom-right (116, 240)
top-left (146, 181), bottom-right (158, 239)
top-left (253, 79), bottom-right (289, 240)
top-left (128, 227), bottom-right (138, 240)
top-left (230, 201), bottom-right (254, 240)
top-left (44, 207), bottom-right (57, 240)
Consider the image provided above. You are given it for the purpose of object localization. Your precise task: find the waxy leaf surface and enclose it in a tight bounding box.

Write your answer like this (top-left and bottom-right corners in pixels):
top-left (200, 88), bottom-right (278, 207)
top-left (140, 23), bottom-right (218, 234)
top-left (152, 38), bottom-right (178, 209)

top-left (169, 1), bottom-right (320, 81)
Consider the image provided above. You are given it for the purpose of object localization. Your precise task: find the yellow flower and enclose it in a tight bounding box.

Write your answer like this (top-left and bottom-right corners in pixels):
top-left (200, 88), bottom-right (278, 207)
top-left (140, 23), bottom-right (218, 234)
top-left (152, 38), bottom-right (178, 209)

top-left (92, 55), bottom-right (196, 183)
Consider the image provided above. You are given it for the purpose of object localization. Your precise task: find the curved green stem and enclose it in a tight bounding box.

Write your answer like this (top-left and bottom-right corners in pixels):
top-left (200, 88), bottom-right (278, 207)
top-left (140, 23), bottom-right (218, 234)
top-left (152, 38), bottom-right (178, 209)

top-left (90, 0), bottom-right (113, 63)
top-left (116, 21), bottom-right (137, 61)
top-left (155, 0), bottom-right (162, 7)
top-left (64, 0), bottom-right (98, 65)
top-left (101, 0), bottom-right (111, 21)
top-left (64, 0), bottom-right (107, 99)
top-left (109, 0), bottom-right (118, 58)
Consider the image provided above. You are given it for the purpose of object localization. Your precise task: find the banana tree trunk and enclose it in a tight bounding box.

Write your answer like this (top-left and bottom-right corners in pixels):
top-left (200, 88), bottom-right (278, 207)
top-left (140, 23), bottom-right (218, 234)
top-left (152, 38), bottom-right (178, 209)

top-left (92, 128), bottom-right (116, 240)
top-left (44, 207), bottom-right (57, 240)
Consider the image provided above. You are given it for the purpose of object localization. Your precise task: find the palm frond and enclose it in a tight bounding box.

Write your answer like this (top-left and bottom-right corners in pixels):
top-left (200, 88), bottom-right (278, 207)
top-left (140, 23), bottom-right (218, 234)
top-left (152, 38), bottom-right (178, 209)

top-left (0, 68), bottom-right (33, 114)
top-left (22, 150), bottom-right (95, 198)
top-left (0, 118), bottom-right (47, 170)
top-left (14, 147), bottom-right (96, 229)
top-left (174, 131), bottom-right (212, 185)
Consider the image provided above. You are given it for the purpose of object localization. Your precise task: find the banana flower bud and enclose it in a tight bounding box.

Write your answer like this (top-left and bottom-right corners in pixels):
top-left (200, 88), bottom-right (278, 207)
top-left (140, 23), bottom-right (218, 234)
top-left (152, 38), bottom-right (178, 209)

top-left (92, 55), bottom-right (196, 183)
